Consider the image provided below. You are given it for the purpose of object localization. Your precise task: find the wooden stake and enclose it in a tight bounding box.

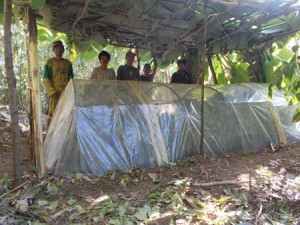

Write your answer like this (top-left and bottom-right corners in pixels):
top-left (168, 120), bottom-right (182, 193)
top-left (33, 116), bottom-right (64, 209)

top-left (199, 0), bottom-right (208, 155)
top-left (0, 181), bottom-right (30, 199)
top-left (26, 7), bottom-right (45, 177)
top-left (193, 180), bottom-right (248, 187)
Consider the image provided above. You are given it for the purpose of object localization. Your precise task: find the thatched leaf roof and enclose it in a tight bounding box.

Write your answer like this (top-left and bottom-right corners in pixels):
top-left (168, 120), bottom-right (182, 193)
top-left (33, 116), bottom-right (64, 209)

top-left (25, 0), bottom-right (300, 59)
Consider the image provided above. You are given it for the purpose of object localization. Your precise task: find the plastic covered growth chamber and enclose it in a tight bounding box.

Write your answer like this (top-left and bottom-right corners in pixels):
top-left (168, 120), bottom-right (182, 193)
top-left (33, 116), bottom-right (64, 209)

top-left (44, 80), bottom-right (300, 175)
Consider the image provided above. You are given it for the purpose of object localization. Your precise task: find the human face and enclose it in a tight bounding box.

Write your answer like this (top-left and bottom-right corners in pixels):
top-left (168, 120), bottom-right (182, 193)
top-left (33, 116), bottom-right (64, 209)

top-left (100, 55), bottom-right (109, 67)
top-left (126, 54), bottom-right (135, 66)
top-left (143, 66), bottom-right (151, 75)
top-left (178, 63), bottom-right (186, 72)
top-left (53, 45), bottom-right (64, 58)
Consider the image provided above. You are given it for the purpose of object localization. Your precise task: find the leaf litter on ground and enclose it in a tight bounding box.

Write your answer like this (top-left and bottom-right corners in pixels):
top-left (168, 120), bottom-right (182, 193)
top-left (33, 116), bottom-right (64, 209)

top-left (0, 146), bottom-right (300, 224)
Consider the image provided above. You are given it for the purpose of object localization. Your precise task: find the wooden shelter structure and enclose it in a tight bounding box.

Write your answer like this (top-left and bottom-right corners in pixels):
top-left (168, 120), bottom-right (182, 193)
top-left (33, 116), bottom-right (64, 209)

top-left (9, 0), bottom-right (300, 175)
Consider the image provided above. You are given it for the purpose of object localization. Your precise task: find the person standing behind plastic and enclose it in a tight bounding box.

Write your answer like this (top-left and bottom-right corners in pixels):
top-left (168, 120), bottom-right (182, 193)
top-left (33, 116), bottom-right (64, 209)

top-left (170, 59), bottom-right (192, 84)
top-left (43, 40), bottom-right (74, 127)
top-left (117, 50), bottom-right (140, 80)
top-left (140, 57), bottom-right (157, 82)
top-left (90, 50), bottom-right (116, 80)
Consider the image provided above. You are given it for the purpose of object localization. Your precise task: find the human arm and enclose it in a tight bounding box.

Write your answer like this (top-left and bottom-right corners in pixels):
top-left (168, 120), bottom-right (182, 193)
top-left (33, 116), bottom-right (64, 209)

top-left (170, 73), bottom-right (175, 83)
top-left (68, 62), bottom-right (74, 79)
top-left (136, 67), bottom-right (141, 81)
top-left (90, 68), bottom-right (97, 79)
top-left (186, 71), bottom-right (193, 84)
top-left (111, 69), bottom-right (117, 80)
top-left (117, 66), bottom-right (123, 80)
top-left (150, 57), bottom-right (158, 82)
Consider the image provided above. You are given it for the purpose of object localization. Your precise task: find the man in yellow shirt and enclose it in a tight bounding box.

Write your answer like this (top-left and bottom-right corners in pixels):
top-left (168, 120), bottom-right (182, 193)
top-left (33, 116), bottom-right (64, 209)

top-left (43, 40), bottom-right (73, 127)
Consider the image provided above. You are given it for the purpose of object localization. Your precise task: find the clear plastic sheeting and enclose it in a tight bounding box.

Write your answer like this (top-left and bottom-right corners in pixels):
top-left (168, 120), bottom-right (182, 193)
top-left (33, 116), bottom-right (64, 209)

top-left (44, 80), bottom-right (300, 175)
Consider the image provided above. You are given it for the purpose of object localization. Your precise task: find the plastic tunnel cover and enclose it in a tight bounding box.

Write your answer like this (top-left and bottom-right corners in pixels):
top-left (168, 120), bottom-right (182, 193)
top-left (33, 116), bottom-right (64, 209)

top-left (44, 80), bottom-right (300, 175)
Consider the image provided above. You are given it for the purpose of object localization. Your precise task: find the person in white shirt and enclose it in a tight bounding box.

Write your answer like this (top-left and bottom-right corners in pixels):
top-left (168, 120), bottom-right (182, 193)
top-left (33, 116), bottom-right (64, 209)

top-left (90, 51), bottom-right (116, 80)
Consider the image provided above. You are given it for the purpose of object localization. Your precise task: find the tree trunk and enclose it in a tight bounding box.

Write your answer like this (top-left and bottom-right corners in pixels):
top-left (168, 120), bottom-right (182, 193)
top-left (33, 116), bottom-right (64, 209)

top-left (4, 0), bottom-right (21, 184)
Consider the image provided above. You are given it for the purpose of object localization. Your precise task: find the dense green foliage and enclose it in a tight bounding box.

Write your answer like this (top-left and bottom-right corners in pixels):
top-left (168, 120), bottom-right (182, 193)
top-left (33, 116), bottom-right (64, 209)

top-left (205, 33), bottom-right (300, 121)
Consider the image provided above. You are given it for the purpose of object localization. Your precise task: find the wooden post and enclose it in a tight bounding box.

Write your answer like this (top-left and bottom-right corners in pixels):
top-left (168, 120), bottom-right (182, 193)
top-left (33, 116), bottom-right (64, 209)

top-left (26, 6), bottom-right (45, 176)
top-left (198, 0), bottom-right (208, 155)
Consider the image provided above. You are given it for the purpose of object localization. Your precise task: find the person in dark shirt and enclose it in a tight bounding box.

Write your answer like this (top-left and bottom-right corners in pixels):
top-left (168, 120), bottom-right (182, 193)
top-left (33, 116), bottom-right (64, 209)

top-left (171, 59), bottom-right (192, 84)
top-left (140, 57), bottom-right (157, 82)
top-left (117, 51), bottom-right (140, 80)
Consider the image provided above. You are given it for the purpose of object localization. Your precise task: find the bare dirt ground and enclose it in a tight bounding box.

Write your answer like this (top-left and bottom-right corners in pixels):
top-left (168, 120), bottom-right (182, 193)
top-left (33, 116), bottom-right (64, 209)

top-left (0, 117), bottom-right (299, 224)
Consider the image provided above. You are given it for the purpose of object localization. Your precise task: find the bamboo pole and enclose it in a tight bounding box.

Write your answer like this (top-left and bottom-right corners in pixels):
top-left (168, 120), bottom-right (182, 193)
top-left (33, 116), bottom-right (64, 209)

top-left (198, 0), bottom-right (208, 155)
top-left (26, 7), bottom-right (45, 177)
top-left (26, 32), bottom-right (35, 164)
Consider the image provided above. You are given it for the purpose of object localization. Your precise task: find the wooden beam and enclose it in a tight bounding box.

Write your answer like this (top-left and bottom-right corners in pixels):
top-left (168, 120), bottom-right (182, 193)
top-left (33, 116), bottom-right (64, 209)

top-left (26, 6), bottom-right (45, 177)
top-left (71, 0), bottom-right (90, 33)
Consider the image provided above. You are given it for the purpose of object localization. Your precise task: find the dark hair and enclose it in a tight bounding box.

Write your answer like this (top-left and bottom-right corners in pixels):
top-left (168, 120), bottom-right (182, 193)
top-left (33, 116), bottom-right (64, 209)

top-left (177, 59), bottom-right (186, 66)
top-left (98, 51), bottom-right (111, 61)
top-left (144, 63), bottom-right (151, 68)
top-left (52, 40), bottom-right (64, 50)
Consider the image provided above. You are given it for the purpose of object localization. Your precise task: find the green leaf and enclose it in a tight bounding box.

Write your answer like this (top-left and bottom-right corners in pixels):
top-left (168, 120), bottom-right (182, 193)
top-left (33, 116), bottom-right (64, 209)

top-left (75, 173), bottom-right (83, 181)
top-left (105, 44), bottom-right (115, 52)
top-left (277, 47), bottom-right (293, 62)
top-left (38, 199), bottom-right (49, 206)
top-left (148, 173), bottom-right (159, 183)
top-left (30, 0), bottom-right (46, 10)
top-left (2, 173), bottom-right (10, 189)
top-left (82, 47), bottom-right (99, 61)
top-left (37, 25), bottom-right (53, 43)
top-left (149, 205), bottom-right (160, 218)
top-left (0, 13), bottom-right (3, 25)
top-left (47, 184), bottom-right (58, 195)
top-left (280, 76), bottom-right (289, 89)
top-left (0, 1), bottom-right (3, 25)
top-left (93, 216), bottom-right (102, 223)
top-left (157, 58), bottom-right (171, 69)
top-left (117, 205), bottom-right (126, 216)
top-left (29, 165), bottom-right (38, 173)
top-left (215, 196), bottom-right (231, 203)
top-left (231, 62), bottom-right (250, 83)
top-left (75, 204), bottom-right (85, 213)
top-left (67, 198), bottom-right (77, 206)
top-left (290, 95), bottom-right (299, 105)
top-left (292, 106), bottom-right (300, 123)
top-left (120, 174), bottom-right (130, 187)
top-left (140, 51), bottom-right (152, 62)
top-left (292, 45), bottom-right (299, 53)
top-left (287, 12), bottom-right (300, 30)
top-left (38, 210), bottom-right (49, 216)
top-left (110, 171), bottom-right (116, 180)
top-left (57, 179), bottom-right (64, 187)
top-left (47, 201), bottom-right (59, 211)
top-left (134, 204), bottom-right (151, 221)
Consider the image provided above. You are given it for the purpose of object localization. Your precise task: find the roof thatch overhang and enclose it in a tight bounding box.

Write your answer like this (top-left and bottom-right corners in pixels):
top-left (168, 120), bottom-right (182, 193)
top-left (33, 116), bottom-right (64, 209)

top-left (19, 0), bottom-right (300, 60)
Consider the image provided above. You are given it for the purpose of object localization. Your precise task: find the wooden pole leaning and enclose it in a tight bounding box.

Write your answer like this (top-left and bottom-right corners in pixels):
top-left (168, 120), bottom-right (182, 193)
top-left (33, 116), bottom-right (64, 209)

top-left (199, 0), bottom-right (208, 155)
top-left (26, 6), bottom-right (45, 177)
